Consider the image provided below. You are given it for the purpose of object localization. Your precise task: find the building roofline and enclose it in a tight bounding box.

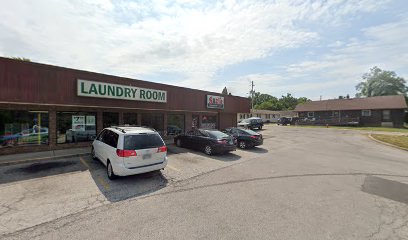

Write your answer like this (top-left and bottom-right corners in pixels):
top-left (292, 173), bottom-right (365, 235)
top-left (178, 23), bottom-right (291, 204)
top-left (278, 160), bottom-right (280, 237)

top-left (0, 57), bottom-right (248, 100)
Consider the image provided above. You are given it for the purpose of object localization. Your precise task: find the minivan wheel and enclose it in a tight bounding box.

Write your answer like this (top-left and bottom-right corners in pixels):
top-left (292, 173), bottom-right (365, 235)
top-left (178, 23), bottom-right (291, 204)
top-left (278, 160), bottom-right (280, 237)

top-left (239, 141), bottom-right (246, 149)
top-left (107, 161), bottom-right (117, 180)
top-left (204, 145), bottom-right (213, 155)
top-left (176, 139), bottom-right (182, 147)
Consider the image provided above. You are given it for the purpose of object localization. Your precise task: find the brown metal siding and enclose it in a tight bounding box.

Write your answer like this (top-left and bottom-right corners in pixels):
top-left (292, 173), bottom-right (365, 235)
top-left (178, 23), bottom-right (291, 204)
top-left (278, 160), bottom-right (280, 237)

top-left (219, 113), bottom-right (237, 130)
top-left (0, 57), bottom-right (250, 114)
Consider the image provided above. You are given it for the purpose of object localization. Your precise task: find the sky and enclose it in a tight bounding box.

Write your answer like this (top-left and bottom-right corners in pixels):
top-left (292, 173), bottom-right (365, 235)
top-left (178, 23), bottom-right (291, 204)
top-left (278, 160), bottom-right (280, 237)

top-left (1, 0), bottom-right (407, 100)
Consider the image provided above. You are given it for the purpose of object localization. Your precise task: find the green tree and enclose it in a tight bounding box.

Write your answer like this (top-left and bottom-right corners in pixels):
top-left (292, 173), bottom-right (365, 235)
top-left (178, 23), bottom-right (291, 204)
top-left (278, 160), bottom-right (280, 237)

top-left (251, 92), bottom-right (275, 106)
top-left (356, 66), bottom-right (407, 97)
top-left (279, 93), bottom-right (299, 110)
top-left (221, 87), bottom-right (228, 95)
top-left (255, 97), bottom-right (282, 110)
top-left (297, 97), bottom-right (310, 105)
top-left (254, 93), bottom-right (310, 110)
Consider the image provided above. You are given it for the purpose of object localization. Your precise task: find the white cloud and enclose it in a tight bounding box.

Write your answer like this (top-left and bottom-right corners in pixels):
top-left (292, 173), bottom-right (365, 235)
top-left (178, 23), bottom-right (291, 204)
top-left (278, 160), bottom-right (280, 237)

top-left (0, 0), bottom-right (394, 96)
top-left (285, 17), bottom-right (408, 83)
top-left (228, 17), bottom-right (408, 99)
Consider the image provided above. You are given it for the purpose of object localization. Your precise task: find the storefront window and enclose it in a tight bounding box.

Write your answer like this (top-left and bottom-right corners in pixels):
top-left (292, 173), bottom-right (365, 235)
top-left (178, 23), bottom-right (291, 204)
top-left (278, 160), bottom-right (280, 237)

top-left (201, 115), bottom-right (217, 129)
top-left (57, 112), bottom-right (96, 144)
top-left (192, 115), bottom-right (199, 129)
top-left (103, 112), bottom-right (119, 128)
top-left (141, 113), bottom-right (164, 135)
top-left (123, 112), bottom-right (138, 125)
top-left (167, 114), bottom-right (185, 136)
top-left (0, 110), bottom-right (49, 148)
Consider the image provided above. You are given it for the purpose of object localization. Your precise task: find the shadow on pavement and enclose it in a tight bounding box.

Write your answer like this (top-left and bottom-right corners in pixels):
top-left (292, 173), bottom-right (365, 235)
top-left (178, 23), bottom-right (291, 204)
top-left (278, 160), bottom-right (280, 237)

top-left (167, 144), bottom-right (241, 161)
top-left (242, 147), bottom-right (269, 154)
top-left (0, 156), bottom-right (168, 203)
top-left (0, 159), bottom-right (88, 184)
top-left (85, 156), bottom-right (168, 202)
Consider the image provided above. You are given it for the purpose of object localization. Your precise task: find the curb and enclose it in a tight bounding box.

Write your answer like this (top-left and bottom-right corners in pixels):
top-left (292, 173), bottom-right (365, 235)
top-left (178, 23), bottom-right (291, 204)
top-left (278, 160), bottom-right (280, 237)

top-left (0, 152), bottom-right (90, 167)
top-left (367, 134), bottom-right (408, 152)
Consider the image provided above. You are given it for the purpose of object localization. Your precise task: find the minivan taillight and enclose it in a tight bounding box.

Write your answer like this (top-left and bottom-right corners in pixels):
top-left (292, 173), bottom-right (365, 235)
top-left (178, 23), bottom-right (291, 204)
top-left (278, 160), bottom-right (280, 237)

top-left (157, 146), bottom-right (167, 152)
top-left (116, 149), bottom-right (137, 157)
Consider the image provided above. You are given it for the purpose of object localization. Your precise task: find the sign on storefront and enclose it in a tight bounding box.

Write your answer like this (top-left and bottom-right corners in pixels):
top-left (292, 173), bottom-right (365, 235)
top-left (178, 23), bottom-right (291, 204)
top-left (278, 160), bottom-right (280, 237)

top-left (77, 79), bottom-right (167, 103)
top-left (206, 95), bottom-right (224, 109)
top-left (72, 116), bottom-right (85, 131)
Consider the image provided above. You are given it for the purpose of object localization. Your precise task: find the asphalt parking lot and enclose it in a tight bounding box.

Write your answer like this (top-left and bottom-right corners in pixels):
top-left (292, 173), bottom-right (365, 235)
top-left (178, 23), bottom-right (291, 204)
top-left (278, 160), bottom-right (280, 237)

top-left (0, 130), bottom-right (272, 235)
top-left (1, 125), bottom-right (408, 239)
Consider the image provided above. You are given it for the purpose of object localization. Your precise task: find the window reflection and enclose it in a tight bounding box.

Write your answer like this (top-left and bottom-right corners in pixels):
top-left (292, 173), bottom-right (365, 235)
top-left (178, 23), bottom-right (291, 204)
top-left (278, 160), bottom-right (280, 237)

top-left (0, 110), bottom-right (49, 148)
top-left (57, 112), bottom-right (96, 144)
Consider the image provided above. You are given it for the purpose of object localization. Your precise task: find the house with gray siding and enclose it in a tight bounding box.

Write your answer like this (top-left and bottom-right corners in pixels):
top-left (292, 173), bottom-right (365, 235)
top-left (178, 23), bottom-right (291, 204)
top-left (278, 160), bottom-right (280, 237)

top-left (294, 95), bottom-right (407, 128)
top-left (237, 110), bottom-right (297, 123)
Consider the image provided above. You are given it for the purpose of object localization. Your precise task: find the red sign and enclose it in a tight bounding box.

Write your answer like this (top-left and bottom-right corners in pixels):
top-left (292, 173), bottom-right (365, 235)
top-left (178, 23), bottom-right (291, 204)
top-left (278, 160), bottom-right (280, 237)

top-left (207, 95), bottom-right (224, 109)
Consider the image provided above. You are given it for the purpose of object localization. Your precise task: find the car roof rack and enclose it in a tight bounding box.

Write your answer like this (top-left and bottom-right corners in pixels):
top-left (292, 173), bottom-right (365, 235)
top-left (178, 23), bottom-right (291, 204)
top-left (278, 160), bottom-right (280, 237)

top-left (110, 125), bottom-right (157, 133)
top-left (110, 126), bottom-right (126, 133)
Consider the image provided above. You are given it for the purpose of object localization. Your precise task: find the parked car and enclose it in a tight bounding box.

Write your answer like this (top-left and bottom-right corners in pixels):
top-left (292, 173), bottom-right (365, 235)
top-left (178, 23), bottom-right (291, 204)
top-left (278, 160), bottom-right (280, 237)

top-left (0, 127), bottom-right (48, 146)
top-left (167, 125), bottom-right (182, 135)
top-left (174, 129), bottom-right (236, 155)
top-left (237, 117), bottom-right (264, 130)
top-left (223, 127), bottom-right (263, 149)
top-left (19, 127), bottom-right (49, 144)
top-left (66, 125), bottom-right (96, 143)
top-left (277, 117), bottom-right (299, 126)
top-left (277, 117), bottom-right (290, 126)
top-left (91, 126), bottom-right (168, 180)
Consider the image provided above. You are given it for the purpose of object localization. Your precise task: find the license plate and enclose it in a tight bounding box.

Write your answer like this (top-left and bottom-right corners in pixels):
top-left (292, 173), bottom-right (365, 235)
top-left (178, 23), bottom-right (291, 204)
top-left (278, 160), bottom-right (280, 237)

top-left (142, 154), bottom-right (152, 160)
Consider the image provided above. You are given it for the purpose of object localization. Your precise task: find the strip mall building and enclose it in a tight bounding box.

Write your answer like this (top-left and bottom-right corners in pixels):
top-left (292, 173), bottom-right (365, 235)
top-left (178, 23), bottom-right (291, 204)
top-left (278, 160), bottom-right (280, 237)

top-left (0, 57), bottom-right (250, 155)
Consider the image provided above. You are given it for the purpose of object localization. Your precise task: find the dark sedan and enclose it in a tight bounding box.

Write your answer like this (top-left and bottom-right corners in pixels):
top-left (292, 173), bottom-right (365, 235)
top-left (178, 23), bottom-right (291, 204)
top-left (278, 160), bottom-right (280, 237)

top-left (223, 127), bottom-right (263, 149)
top-left (174, 129), bottom-right (236, 155)
top-left (277, 117), bottom-right (299, 126)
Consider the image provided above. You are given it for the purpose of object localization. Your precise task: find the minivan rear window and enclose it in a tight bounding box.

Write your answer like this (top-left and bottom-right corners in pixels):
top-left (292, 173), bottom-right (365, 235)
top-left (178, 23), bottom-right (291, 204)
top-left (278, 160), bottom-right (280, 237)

top-left (124, 134), bottom-right (164, 150)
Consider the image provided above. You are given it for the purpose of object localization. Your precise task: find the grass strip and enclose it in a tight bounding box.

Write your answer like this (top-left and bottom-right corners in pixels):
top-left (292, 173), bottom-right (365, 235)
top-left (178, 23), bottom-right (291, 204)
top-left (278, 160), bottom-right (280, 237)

top-left (371, 134), bottom-right (408, 149)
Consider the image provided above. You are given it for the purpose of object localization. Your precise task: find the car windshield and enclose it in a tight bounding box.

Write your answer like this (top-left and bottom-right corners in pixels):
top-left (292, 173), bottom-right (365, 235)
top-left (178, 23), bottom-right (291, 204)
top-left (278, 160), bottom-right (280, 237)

top-left (206, 130), bottom-right (229, 139)
top-left (240, 119), bottom-right (250, 123)
top-left (124, 134), bottom-right (164, 150)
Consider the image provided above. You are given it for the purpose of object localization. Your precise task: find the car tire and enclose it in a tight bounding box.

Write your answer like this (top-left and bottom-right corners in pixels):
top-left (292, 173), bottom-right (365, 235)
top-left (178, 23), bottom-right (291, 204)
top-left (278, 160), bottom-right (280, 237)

top-left (107, 161), bottom-right (117, 180)
top-left (91, 147), bottom-right (97, 160)
top-left (204, 145), bottom-right (213, 155)
top-left (176, 139), bottom-right (182, 147)
top-left (238, 141), bottom-right (246, 149)
top-left (259, 126), bottom-right (262, 130)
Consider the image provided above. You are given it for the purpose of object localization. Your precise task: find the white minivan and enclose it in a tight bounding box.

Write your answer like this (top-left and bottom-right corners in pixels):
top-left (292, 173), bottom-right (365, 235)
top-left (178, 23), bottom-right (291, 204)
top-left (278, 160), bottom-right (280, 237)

top-left (91, 126), bottom-right (168, 180)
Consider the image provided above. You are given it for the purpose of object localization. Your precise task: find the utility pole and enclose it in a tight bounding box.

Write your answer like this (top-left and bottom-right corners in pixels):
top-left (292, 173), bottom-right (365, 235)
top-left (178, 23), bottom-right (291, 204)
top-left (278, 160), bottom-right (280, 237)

top-left (250, 81), bottom-right (255, 110)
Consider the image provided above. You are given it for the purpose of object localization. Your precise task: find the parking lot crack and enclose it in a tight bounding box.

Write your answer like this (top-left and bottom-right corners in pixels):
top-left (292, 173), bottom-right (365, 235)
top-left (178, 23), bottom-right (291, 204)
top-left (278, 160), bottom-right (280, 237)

top-left (366, 197), bottom-right (408, 240)
top-left (0, 190), bottom-right (28, 217)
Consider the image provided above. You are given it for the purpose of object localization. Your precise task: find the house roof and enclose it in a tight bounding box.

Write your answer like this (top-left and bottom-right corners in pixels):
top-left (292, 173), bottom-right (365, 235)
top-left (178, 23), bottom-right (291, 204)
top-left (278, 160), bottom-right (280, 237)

top-left (295, 95), bottom-right (407, 112)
